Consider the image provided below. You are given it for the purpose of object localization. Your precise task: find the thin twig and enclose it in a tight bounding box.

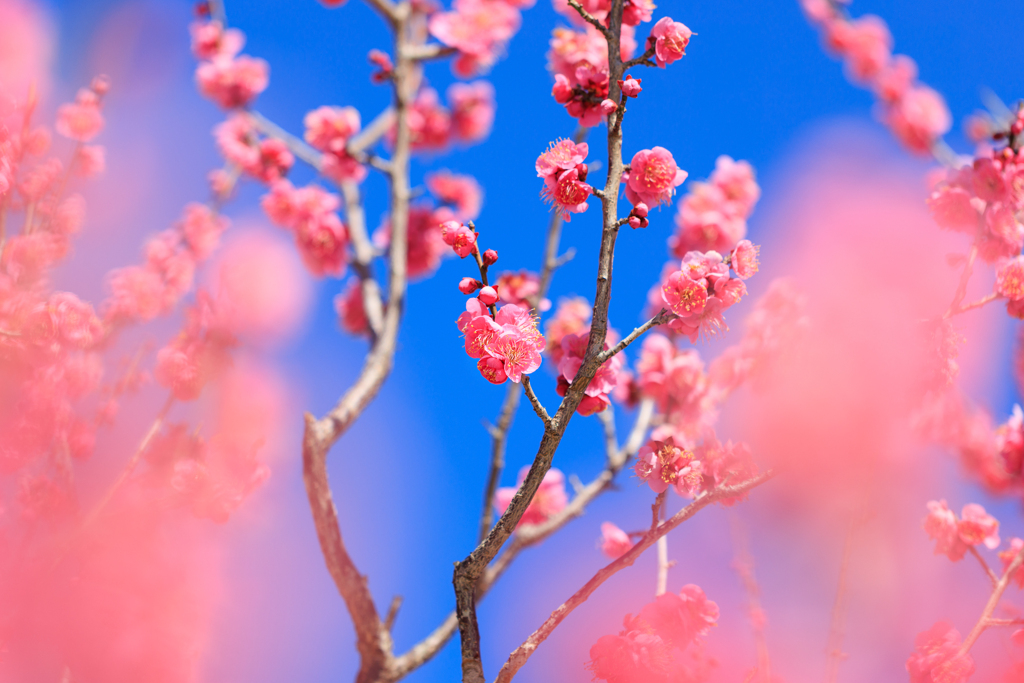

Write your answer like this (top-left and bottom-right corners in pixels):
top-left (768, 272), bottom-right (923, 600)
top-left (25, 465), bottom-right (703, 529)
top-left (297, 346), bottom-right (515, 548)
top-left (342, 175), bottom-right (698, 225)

top-left (949, 292), bottom-right (1000, 318)
top-left (521, 376), bottom-right (552, 427)
top-left (824, 513), bottom-right (857, 683)
top-left (566, 0), bottom-right (611, 37)
top-left (493, 470), bottom-right (777, 683)
top-left (968, 546), bottom-right (999, 588)
top-left (655, 533), bottom-right (669, 596)
top-left (957, 544), bottom-right (1024, 656)
top-left (478, 382), bottom-right (523, 544)
top-left (385, 595), bottom-right (404, 632)
top-left (623, 45), bottom-right (657, 69)
top-left (730, 511), bottom-right (772, 683)
top-left (597, 309), bottom-right (672, 362)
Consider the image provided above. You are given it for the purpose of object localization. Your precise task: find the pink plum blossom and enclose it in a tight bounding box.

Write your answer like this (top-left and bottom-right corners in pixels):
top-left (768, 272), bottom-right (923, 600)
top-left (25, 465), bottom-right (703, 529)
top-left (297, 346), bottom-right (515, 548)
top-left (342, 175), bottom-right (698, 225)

top-left (625, 147), bottom-right (687, 208)
top-left (494, 466), bottom-right (568, 526)
top-left (599, 522), bottom-right (633, 559)
top-left (649, 17), bottom-right (692, 68)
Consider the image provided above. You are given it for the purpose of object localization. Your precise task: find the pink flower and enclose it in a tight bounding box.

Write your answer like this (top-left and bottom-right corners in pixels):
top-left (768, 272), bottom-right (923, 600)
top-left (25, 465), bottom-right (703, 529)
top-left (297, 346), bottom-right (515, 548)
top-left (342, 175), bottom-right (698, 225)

top-left (625, 147), bottom-right (687, 208)
top-left (997, 257), bottom-right (1024, 301)
top-left (427, 170), bottom-right (483, 220)
top-left (334, 278), bottom-right (370, 336)
top-left (661, 270), bottom-right (707, 317)
top-left (304, 105), bottom-right (361, 152)
top-left (103, 266), bottom-right (167, 323)
top-left (556, 332), bottom-right (623, 415)
top-left (459, 277), bottom-right (482, 294)
top-left (536, 138), bottom-right (589, 178)
top-left (884, 85), bottom-right (951, 156)
top-left (55, 89), bottom-right (104, 142)
top-left (448, 81), bottom-right (496, 144)
top-left (494, 466), bottom-right (568, 526)
top-left (999, 538), bottom-right (1024, 588)
top-left (542, 166), bottom-right (592, 220)
top-left (923, 500), bottom-right (967, 561)
top-left (649, 17), bottom-right (692, 68)
top-left (486, 325), bottom-right (542, 383)
top-left (180, 203), bottom-right (229, 260)
top-left (261, 180), bottom-right (340, 230)
top-left (196, 55), bottom-right (269, 109)
top-left (599, 522), bottom-right (633, 559)
top-left (906, 622), bottom-right (973, 683)
top-left (928, 184), bottom-right (979, 232)
top-left (74, 144), bottom-right (105, 177)
top-left (979, 202), bottom-right (1024, 263)
top-left (873, 54), bottom-right (917, 103)
top-left (48, 292), bottom-right (102, 350)
top-left (634, 438), bottom-right (703, 496)
top-left (972, 157), bottom-right (1008, 203)
top-left (544, 296), bottom-right (591, 364)
top-left (477, 356), bottom-right (508, 383)
top-left (190, 20), bottom-right (244, 60)
top-left (957, 503), bottom-right (1000, 550)
top-left (295, 212), bottom-right (348, 277)
top-left (730, 240), bottom-right (759, 280)
top-left (494, 270), bottom-right (542, 309)
top-left (440, 220), bottom-right (478, 258)
top-left (429, 0), bottom-right (521, 77)
top-left (710, 155), bottom-right (760, 214)
top-left (629, 585), bottom-right (719, 649)
top-left (478, 286), bottom-right (499, 306)
top-left (840, 15), bottom-right (892, 83)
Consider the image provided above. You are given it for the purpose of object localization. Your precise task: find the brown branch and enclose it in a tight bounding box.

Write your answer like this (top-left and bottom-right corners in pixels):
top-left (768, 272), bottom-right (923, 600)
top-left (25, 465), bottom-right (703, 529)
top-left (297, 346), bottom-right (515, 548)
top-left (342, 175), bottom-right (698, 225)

top-left (957, 543), bottom-right (1024, 656)
top-left (566, 0), bottom-right (611, 38)
top-left (597, 309), bottom-right (672, 363)
top-left (493, 470), bottom-right (777, 683)
top-left (478, 382), bottom-right (523, 544)
top-left (300, 7), bottom-right (418, 681)
top-left (521, 375), bottom-right (552, 427)
top-left (401, 43), bottom-right (458, 62)
top-left (453, 7), bottom-right (631, 672)
top-left (248, 111), bottom-right (323, 171)
top-left (968, 546), bottom-right (999, 588)
top-left (623, 45), bottom-right (656, 69)
top-left (391, 399), bottom-right (654, 677)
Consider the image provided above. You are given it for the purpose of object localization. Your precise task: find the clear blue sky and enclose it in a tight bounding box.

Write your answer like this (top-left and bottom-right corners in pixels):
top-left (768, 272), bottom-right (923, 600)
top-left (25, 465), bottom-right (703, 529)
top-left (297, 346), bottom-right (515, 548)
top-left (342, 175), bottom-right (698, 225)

top-left (41, 0), bottom-right (1024, 681)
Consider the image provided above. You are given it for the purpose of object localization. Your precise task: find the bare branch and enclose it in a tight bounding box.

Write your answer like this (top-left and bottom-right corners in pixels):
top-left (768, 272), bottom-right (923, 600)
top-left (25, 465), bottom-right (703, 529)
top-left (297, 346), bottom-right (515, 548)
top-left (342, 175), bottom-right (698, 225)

top-left (597, 309), bottom-right (673, 363)
top-left (623, 45), bottom-right (656, 69)
top-left (824, 513), bottom-right (857, 683)
top-left (521, 376), bottom-right (552, 427)
top-left (968, 546), bottom-right (999, 588)
top-left (494, 470), bottom-right (777, 683)
top-left (248, 111), bottom-right (323, 171)
top-left (957, 543), bottom-right (1024, 656)
top-left (478, 383), bottom-right (523, 543)
top-left (348, 108), bottom-right (397, 156)
top-left (340, 182), bottom-right (386, 340)
top-left (567, 0), bottom-right (611, 37)
top-left (401, 43), bottom-right (458, 61)
top-left (655, 533), bottom-right (669, 595)
top-left (385, 595), bottom-right (404, 632)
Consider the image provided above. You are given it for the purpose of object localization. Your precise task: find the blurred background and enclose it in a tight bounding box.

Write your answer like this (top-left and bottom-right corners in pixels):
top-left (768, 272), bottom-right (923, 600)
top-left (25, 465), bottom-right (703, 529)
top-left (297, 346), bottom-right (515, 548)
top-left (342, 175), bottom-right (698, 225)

top-left (11, 0), bottom-right (1024, 680)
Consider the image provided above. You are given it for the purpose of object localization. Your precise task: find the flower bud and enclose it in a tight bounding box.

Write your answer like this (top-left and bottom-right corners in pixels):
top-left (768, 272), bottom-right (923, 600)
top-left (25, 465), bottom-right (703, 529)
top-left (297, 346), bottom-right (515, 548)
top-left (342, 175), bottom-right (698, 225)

top-left (575, 163), bottom-right (588, 182)
top-left (459, 277), bottom-right (482, 294)
top-left (631, 202), bottom-right (649, 218)
top-left (478, 286), bottom-right (499, 305)
top-left (599, 99), bottom-right (618, 116)
top-left (619, 76), bottom-right (642, 98)
top-left (482, 249), bottom-right (499, 266)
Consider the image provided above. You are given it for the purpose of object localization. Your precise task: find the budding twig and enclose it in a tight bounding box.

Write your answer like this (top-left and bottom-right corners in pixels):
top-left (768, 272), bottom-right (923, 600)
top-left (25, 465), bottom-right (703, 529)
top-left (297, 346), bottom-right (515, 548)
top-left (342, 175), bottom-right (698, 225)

top-left (521, 376), bottom-right (552, 428)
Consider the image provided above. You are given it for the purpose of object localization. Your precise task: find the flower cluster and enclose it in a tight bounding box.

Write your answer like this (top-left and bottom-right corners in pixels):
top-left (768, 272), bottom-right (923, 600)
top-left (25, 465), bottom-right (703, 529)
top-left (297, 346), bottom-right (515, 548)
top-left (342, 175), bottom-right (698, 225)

top-left (192, 20), bottom-right (269, 110)
top-left (304, 105), bottom-right (366, 184)
top-left (544, 296), bottom-right (592, 364)
top-left (103, 202), bottom-right (229, 323)
top-left (262, 180), bottom-right (349, 277)
top-left (801, 4), bottom-right (950, 155)
top-left (398, 82), bottom-right (496, 152)
top-left (155, 292), bottom-right (237, 402)
top-left (587, 586), bottom-right (719, 683)
top-left (429, 0), bottom-right (523, 77)
top-left (548, 25), bottom-right (635, 125)
top-left (494, 465), bottom-right (568, 526)
top-left (669, 155), bottom-right (760, 255)
top-left (457, 300), bottom-right (545, 384)
top-left (922, 500), bottom-right (1000, 561)
top-left (929, 153), bottom-right (1024, 267)
top-left (426, 169), bottom-right (483, 221)
top-left (214, 114), bottom-right (294, 183)
top-left (536, 138), bottom-right (593, 219)
top-left (906, 622), bottom-right (974, 683)
top-left (634, 437), bottom-right (703, 496)
top-left (658, 243), bottom-right (760, 343)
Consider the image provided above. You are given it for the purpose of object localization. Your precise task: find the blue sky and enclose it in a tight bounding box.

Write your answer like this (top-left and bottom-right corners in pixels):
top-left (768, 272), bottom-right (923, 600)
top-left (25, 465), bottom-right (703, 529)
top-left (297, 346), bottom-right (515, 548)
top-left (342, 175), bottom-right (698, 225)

top-left (39, 0), bottom-right (1024, 681)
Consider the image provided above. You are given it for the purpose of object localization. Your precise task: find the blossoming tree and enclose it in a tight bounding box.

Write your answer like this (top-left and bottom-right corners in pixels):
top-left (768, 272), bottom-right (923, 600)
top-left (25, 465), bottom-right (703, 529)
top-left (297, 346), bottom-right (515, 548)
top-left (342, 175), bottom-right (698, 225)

top-left (1, 0), bottom-right (1023, 681)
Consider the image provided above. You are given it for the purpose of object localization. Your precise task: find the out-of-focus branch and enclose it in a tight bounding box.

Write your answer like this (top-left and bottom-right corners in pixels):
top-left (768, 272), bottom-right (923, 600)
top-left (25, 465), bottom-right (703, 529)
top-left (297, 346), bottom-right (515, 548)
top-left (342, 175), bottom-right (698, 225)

top-left (824, 514), bottom-right (857, 683)
top-left (655, 534), bottom-right (669, 596)
top-left (401, 43), bottom-right (458, 61)
top-left (300, 5), bottom-right (418, 680)
top-left (957, 544), bottom-right (1024, 656)
top-left (341, 182), bottom-right (386, 340)
top-left (478, 383), bottom-right (522, 544)
top-left (494, 470), bottom-right (777, 683)
top-left (730, 511), bottom-right (772, 683)
top-left (968, 546), bottom-right (999, 588)
top-left (348, 108), bottom-right (397, 156)
top-left (248, 111), bottom-right (323, 171)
